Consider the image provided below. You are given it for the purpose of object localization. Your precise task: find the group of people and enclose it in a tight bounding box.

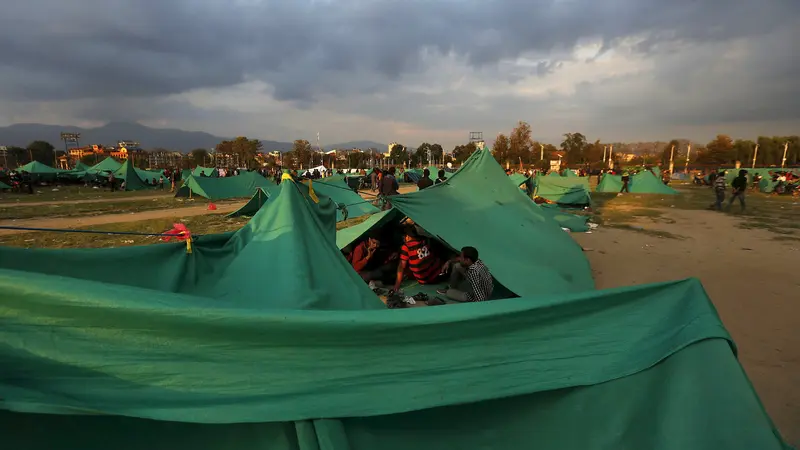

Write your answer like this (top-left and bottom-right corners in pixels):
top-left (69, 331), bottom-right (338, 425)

top-left (710, 169), bottom-right (748, 212)
top-left (346, 223), bottom-right (494, 304)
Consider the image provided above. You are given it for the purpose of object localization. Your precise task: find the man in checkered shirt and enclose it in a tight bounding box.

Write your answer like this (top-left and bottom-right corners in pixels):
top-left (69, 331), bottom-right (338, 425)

top-left (437, 246), bottom-right (493, 302)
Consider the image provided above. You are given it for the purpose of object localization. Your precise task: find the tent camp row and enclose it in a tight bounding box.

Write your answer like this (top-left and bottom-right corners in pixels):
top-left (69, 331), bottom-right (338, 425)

top-left (0, 146), bottom-right (789, 449)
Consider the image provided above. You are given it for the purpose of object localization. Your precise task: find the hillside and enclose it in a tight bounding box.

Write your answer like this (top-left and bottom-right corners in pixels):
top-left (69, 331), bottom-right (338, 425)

top-left (0, 122), bottom-right (382, 153)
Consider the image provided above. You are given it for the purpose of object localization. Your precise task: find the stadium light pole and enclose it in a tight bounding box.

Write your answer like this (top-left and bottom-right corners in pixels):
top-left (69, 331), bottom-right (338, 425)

top-left (685, 144), bottom-right (692, 174)
top-left (60, 132), bottom-right (80, 168)
top-left (752, 144), bottom-right (759, 169)
top-left (781, 141), bottom-right (789, 169)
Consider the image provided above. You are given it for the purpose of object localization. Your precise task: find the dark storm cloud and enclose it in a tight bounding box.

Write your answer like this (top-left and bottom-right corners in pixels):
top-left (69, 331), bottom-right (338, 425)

top-left (1, 0), bottom-right (797, 105)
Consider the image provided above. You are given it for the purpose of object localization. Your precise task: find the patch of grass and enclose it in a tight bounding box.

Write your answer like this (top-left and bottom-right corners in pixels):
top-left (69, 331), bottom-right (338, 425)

top-left (605, 223), bottom-right (685, 240)
top-left (0, 185), bottom-right (168, 204)
top-left (0, 197), bottom-right (199, 220)
top-left (772, 235), bottom-right (800, 242)
top-left (0, 214), bottom-right (250, 249)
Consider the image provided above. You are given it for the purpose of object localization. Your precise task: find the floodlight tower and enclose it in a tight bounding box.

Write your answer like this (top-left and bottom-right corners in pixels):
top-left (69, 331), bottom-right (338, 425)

top-left (469, 131), bottom-right (484, 150)
top-left (60, 132), bottom-right (80, 168)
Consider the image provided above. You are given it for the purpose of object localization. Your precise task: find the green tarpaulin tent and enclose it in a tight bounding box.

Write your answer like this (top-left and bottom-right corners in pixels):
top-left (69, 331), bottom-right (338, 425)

top-left (111, 160), bottom-right (152, 191)
top-left (596, 172), bottom-right (678, 195)
top-left (596, 173), bottom-right (623, 192)
top-left (72, 162), bottom-right (90, 172)
top-left (17, 161), bottom-right (63, 181)
top-left (176, 172), bottom-right (275, 200)
top-left (0, 180), bottom-right (10, 190)
top-left (0, 178), bottom-right (379, 308)
top-left (226, 187), bottom-right (271, 217)
top-left (308, 179), bottom-right (379, 221)
top-left (18, 161), bottom-right (63, 174)
top-left (630, 170), bottom-right (679, 194)
top-left (90, 157), bottom-right (123, 174)
top-left (533, 176), bottom-right (592, 206)
top-left (341, 149), bottom-right (594, 296)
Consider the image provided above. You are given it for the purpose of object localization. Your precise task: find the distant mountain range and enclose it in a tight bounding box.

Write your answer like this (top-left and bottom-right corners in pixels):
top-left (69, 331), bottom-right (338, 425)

top-left (0, 122), bottom-right (387, 153)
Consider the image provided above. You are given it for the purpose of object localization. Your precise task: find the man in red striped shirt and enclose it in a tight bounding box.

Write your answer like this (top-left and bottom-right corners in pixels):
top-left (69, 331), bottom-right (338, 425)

top-left (392, 225), bottom-right (445, 293)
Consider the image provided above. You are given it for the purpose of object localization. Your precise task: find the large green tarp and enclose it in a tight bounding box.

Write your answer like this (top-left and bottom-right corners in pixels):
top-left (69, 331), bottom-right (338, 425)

top-left (137, 169), bottom-right (165, 184)
top-left (17, 161), bottom-right (64, 181)
top-left (378, 149), bottom-right (594, 296)
top-left (114, 160), bottom-right (151, 191)
top-left (0, 275), bottom-right (790, 450)
top-left (307, 179), bottom-right (379, 221)
top-left (534, 176), bottom-right (592, 206)
top-left (0, 179), bottom-right (379, 309)
top-left (0, 180), bottom-right (10, 189)
top-left (224, 178), bottom-right (378, 222)
top-left (72, 161), bottom-right (90, 172)
top-left (18, 161), bottom-right (63, 174)
top-left (90, 157), bottom-right (123, 174)
top-left (596, 173), bottom-right (624, 192)
top-left (176, 172), bottom-right (275, 200)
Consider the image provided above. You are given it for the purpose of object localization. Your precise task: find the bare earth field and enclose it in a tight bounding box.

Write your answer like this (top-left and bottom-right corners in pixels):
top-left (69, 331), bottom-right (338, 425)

top-left (0, 180), bottom-right (797, 445)
top-left (573, 209), bottom-right (799, 445)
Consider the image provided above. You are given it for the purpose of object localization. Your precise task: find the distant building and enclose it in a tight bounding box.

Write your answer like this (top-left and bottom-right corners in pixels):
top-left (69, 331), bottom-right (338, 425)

top-left (110, 140), bottom-right (143, 160)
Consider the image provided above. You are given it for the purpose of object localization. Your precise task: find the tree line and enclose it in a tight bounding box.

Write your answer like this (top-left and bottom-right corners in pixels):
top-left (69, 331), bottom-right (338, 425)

top-left (6, 129), bottom-right (797, 171)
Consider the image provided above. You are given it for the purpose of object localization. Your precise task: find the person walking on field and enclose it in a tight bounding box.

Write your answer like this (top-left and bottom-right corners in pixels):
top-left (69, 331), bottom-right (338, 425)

top-left (712, 171), bottom-right (727, 210)
top-left (619, 171), bottom-right (630, 194)
top-left (726, 169), bottom-right (748, 212)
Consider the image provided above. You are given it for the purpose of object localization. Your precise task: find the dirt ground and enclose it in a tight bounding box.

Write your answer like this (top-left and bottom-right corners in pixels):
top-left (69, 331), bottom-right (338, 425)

top-left (573, 209), bottom-right (799, 446)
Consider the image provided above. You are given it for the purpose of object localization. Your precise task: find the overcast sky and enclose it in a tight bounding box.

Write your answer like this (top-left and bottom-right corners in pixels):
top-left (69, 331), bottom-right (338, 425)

top-left (0, 0), bottom-right (798, 149)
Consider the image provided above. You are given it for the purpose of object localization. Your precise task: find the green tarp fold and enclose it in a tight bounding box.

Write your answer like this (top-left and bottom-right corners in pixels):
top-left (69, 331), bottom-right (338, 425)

top-left (0, 276), bottom-right (789, 449)
top-left (533, 175), bottom-right (592, 206)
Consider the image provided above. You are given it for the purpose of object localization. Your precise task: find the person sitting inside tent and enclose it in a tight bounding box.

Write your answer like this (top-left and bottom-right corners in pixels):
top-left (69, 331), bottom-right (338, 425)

top-left (349, 231), bottom-right (397, 288)
top-left (417, 168), bottom-right (434, 190)
top-left (435, 169), bottom-right (447, 185)
top-left (437, 246), bottom-right (493, 302)
top-left (392, 225), bottom-right (445, 293)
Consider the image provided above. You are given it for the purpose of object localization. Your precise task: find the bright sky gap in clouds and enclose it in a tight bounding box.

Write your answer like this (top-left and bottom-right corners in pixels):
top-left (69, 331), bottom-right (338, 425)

top-left (0, 0), bottom-right (798, 149)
